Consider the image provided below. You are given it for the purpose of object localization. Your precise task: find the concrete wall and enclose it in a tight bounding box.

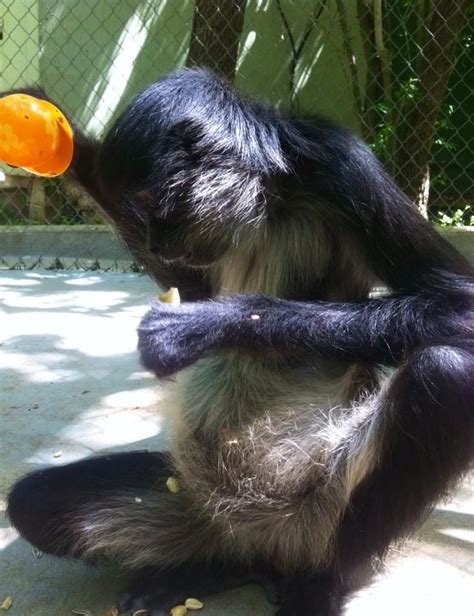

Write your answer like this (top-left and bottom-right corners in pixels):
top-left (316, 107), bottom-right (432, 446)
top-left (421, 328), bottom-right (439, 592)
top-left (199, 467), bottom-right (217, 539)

top-left (37, 0), bottom-right (194, 135)
top-left (33, 0), bottom-right (362, 137)
top-left (236, 0), bottom-right (364, 130)
top-left (1, 1), bottom-right (470, 197)
top-left (0, 0), bottom-right (40, 91)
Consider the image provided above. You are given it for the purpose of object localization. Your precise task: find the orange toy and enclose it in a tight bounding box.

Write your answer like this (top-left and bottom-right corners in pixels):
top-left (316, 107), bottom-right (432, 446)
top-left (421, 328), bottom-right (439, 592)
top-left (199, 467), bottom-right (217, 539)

top-left (0, 94), bottom-right (74, 176)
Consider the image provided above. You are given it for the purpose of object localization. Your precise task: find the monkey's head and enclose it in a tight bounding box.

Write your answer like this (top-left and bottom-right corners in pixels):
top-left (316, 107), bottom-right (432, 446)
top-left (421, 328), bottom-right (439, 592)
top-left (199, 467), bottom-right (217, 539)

top-left (124, 168), bottom-right (268, 271)
top-left (98, 118), bottom-right (278, 274)
top-left (97, 97), bottom-right (282, 273)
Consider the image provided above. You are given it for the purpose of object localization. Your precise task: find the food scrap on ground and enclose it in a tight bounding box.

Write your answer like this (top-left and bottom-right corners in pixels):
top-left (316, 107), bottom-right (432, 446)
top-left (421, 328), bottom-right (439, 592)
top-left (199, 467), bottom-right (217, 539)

top-left (166, 476), bottom-right (180, 494)
top-left (170, 606), bottom-right (187, 616)
top-left (185, 597), bottom-right (204, 610)
top-left (0, 596), bottom-right (12, 611)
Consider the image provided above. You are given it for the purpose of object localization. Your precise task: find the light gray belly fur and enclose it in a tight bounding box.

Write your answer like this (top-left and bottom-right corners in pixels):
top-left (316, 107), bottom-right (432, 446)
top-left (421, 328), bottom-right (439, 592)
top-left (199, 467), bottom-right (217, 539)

top-left (163, 353), bottom-right (388, 572)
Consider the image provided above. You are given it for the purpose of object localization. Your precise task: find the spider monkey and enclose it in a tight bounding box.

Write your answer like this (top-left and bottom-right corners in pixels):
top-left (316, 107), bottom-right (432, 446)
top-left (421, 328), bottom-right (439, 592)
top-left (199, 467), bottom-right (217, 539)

top-left (6, 68), bottom-right (473, 615)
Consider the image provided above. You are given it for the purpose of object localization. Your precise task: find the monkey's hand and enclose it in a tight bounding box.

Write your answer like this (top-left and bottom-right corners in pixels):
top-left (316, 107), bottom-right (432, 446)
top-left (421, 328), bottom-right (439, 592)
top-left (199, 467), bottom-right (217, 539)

top-left (137, 300), bottom-right (230, 377)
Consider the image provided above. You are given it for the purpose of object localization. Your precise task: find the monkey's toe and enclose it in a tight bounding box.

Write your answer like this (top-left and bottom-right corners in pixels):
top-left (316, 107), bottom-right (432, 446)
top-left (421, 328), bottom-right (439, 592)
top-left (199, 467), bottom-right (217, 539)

top-left (117, 568), bottom-right (187, 616)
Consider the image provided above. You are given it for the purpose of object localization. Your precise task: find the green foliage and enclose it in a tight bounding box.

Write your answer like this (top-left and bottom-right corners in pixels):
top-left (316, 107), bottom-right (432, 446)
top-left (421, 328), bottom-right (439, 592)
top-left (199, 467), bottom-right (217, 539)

top-left (369, 104), bottom-right (393, 158)
top-left (363, 3), bottom-right (472, 225)
top-left (395, 76), bottom-right (421, 103)
top-left (432, 204), bottom-right (473, 228)
top-left (368, 77), bottom-right (422, 160)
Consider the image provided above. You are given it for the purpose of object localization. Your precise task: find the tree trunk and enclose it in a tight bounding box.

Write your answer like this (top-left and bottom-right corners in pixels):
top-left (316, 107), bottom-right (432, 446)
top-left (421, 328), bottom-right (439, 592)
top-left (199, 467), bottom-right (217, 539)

top-left (392, 0), bottom-right (468, 212)
top-left (356, 0), bottom-right (380, 144)
top-left (187, 0), bottom-right (246, 82)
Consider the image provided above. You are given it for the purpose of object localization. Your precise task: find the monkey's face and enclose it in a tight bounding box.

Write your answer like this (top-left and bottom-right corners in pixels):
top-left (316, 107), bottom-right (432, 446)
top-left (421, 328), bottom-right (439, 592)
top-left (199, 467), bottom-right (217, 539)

top-left (141, 201), bottom-right (233, 269)
top-left (126, 164), bottom-right (267, 271)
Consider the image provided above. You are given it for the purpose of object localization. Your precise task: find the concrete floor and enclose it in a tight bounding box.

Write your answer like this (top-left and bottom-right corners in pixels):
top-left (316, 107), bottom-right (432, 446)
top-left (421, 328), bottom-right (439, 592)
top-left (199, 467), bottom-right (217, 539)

top-left (0, 270), bottom-right (473, 616)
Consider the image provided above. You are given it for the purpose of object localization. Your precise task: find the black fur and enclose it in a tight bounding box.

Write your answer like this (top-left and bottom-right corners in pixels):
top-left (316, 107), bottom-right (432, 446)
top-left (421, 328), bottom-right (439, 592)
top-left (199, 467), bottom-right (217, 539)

top-left (5, 68), bottom-right (474, 615)
top-left (336, 343), bottom-right (474, 571)
top-left (8, 452), bottom-right (269, 615)
top-left (7, 451), bottom-right (170, 558)
top-left (137, 281), bottom-right (472, 375)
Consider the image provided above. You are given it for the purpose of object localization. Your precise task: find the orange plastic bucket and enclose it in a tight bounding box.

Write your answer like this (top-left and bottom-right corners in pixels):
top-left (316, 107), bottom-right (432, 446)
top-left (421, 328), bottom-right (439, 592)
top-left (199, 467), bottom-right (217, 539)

top-left (0, 94), bottom-right (74, 176)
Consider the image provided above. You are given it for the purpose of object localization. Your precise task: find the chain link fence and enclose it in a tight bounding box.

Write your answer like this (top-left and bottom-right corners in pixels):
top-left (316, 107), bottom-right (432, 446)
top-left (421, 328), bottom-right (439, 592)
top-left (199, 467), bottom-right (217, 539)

top-left (0, 0), bottom-right (472, 271)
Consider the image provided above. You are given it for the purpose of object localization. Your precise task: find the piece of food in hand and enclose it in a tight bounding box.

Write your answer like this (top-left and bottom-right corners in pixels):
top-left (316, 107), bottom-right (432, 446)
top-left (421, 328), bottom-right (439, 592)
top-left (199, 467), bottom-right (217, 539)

top-left (166, 476), bottom-right (180, 494)
top-left (0, 93), bottom-right (73, 176)
top-left (158, 287), bottom-right (181, 305)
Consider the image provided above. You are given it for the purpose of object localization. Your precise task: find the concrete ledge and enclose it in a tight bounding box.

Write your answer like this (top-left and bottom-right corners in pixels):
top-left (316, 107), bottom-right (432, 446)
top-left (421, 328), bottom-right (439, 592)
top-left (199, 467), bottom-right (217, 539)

top-left (439, 227), bottom-right (474, 262)
top-left (0, 225), bottom-right (472, 268)
top-left (0, 224), bottom-right (131, 261)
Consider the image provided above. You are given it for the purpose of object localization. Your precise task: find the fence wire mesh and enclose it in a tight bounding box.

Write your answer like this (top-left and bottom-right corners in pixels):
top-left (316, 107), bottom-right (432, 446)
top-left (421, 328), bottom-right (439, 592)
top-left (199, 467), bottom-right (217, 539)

top-left (0, 0), bottom-right (472, 270)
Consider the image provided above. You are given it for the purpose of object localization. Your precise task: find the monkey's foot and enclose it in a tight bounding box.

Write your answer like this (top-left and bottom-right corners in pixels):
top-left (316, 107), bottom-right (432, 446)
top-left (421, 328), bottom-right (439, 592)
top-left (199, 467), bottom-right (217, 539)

top-left (117, 566), bottom-right (182, 615)
top-left (117, 561), bottom-right (277, 615)
top-left (275, 572), bottom-right (343, 616)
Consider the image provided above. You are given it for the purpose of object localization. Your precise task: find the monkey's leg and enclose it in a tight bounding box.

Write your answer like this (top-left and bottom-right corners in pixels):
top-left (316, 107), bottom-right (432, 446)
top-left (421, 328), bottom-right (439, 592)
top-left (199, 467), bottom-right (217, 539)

top-left (7, 451), bottom-right (271, 613)
top-left (335, 344), bottom-right (473, 573)
top-left (277, 343), bottom-right (474, 616)
top-left (7, 451), bottom-right (172, 559)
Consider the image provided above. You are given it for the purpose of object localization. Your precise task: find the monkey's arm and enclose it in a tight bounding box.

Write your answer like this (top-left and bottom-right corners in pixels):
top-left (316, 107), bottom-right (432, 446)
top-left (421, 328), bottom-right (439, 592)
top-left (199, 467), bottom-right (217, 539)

top-left (220, 284), bottom-right (472, 363)
top-left (138, 280), bottom-right (472, 376)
